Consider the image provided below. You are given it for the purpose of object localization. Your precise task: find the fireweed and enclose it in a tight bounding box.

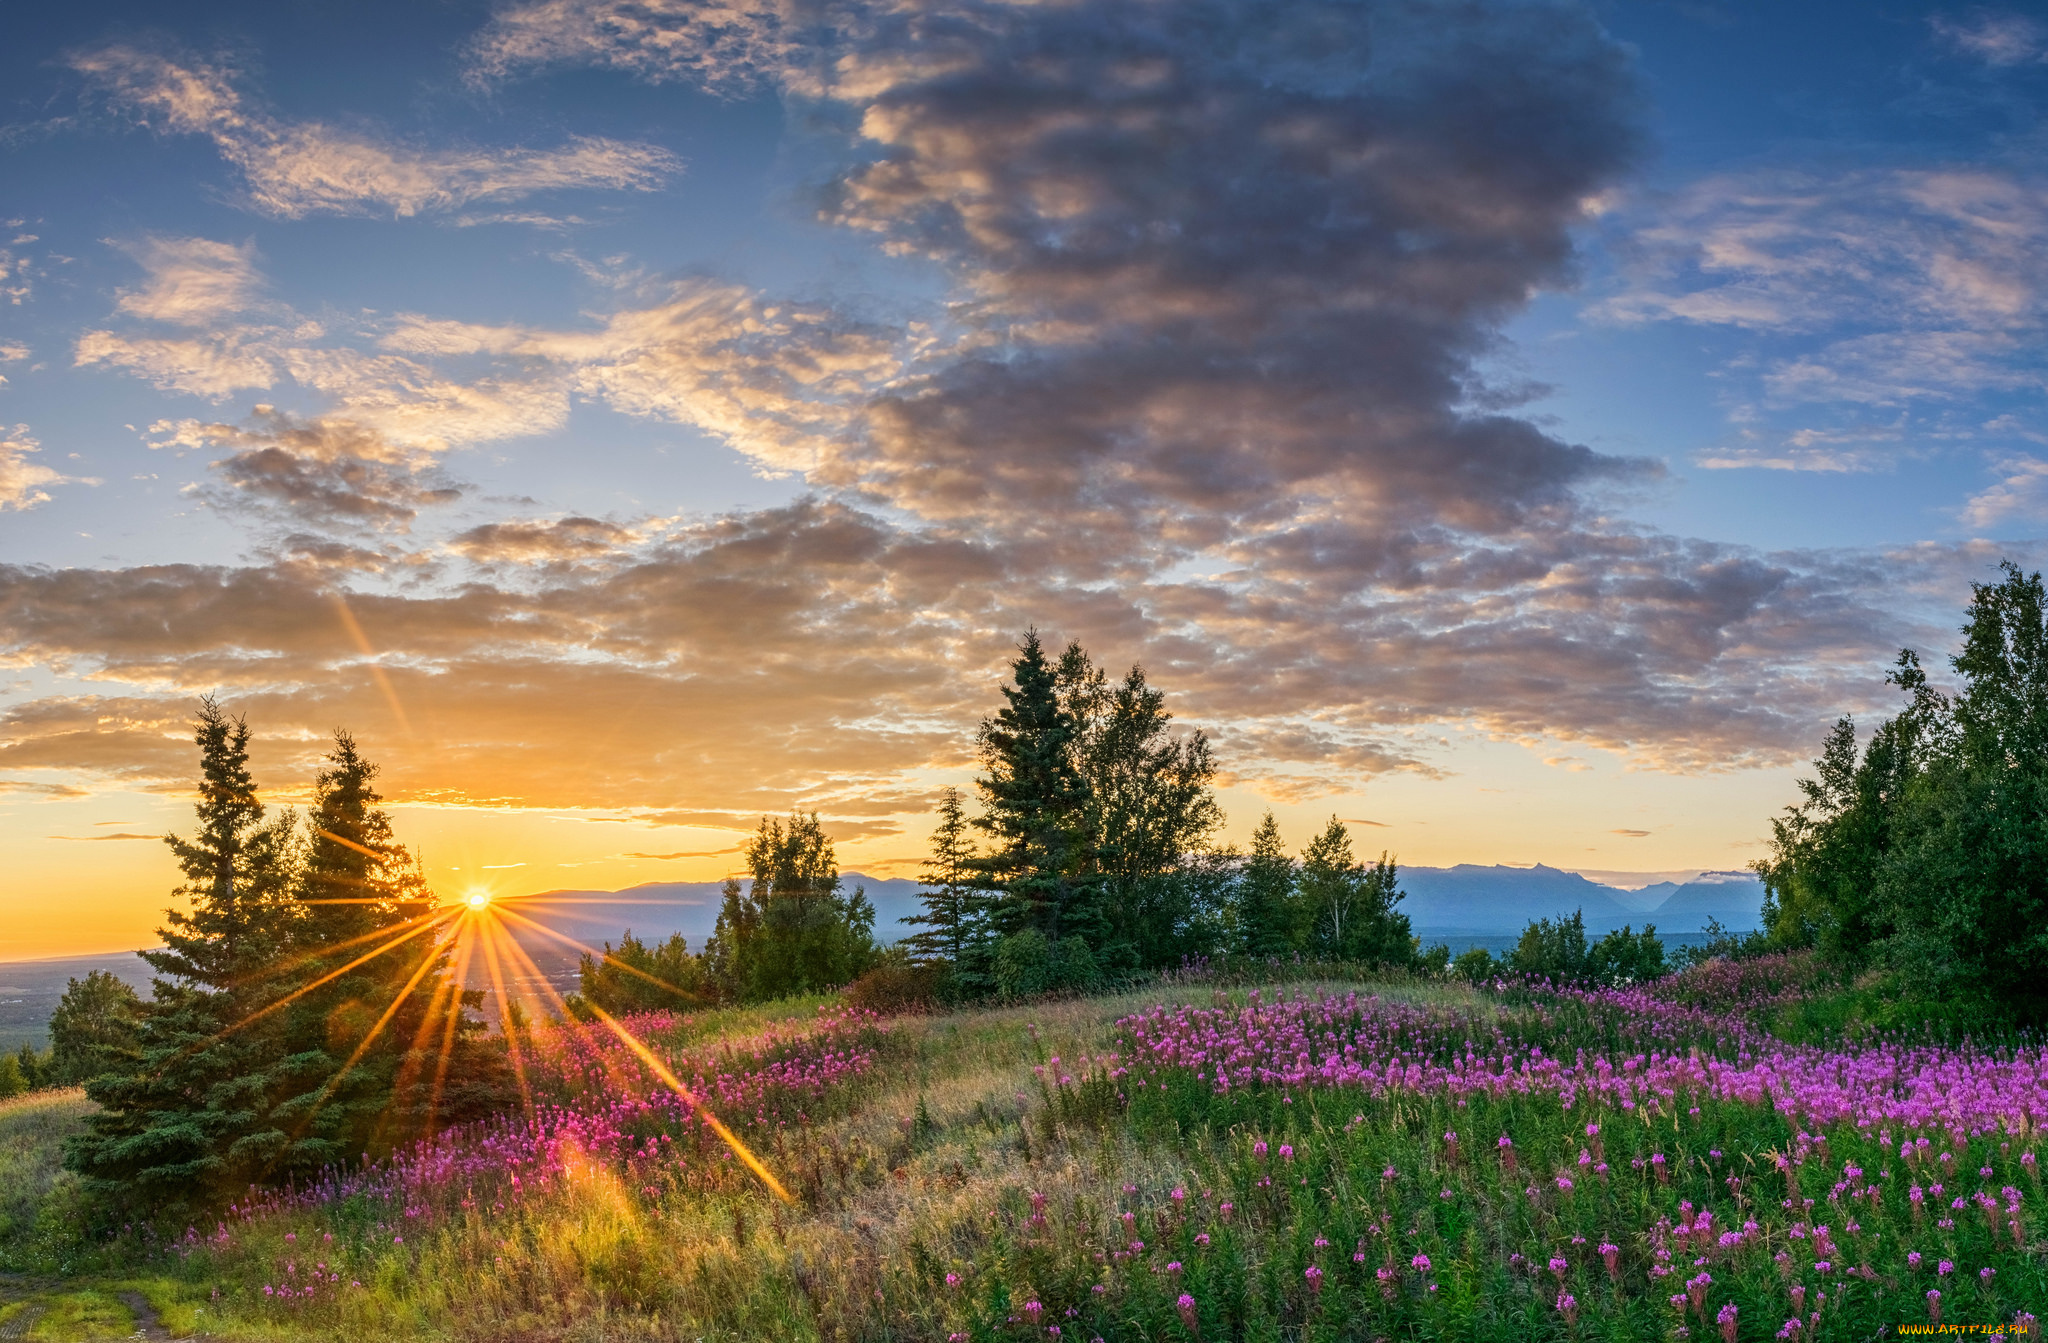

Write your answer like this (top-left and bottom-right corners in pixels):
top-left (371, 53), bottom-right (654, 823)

top-left (57, 981), bottom-right (2048, 1341)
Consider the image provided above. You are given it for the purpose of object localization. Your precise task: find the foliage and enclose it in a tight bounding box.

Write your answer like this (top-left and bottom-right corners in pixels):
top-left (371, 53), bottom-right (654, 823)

top-left (46, 971), bottom-right (141, 1087)
top-left (991, 928), bottom-right (1103, 1000)
top-left (64, 702), bottom-right (502, 1221)
top-left (1296, 817), bottom-right (1415, 966)
top-left (1453, 946), bottom-right (1498, 982)
top-left (971, 631), bottom-right (1102, 945)
top-left (704, 813), bottom-right (878, 1002)
top-left (1508, 910), bottom-right (1666, 987)
top-left (573, 930), bottom-right (711, 1015)
top-left (1235, 811), bottom-right (1298, 957)
top-left (843, 948), bottom-right (950, 1013)
top-left (66, 696), bottom-right (307, 1218)
top-left (901, 786), bottom-right (991, 990)
top-left (1757, 562), bottom-right (2048, 1024)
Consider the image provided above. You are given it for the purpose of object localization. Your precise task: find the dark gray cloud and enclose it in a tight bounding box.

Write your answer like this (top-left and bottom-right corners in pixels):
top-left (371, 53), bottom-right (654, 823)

top-left (170, 410), bottom-right (465, 528)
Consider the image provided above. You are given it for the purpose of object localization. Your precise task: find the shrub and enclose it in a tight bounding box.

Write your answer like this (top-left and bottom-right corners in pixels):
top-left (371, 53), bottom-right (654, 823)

top-left (1453, 946), bottom-right (1497, 982)
top-left (844, 956), bottom-right (949, 1013)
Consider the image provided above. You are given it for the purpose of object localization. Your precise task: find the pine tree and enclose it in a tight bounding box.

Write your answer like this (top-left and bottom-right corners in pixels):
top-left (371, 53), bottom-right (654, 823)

top-left (972, 631), bottom-right (1100, 944)
top-left (1236, 812), bottom-right (1298, 957)
top-left (903, 787), bottom-right (990, 983)
top-left (67, 696), bottom-right (304, 1216)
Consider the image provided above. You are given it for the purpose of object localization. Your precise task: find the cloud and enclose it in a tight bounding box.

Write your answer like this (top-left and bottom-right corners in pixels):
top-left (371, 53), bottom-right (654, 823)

top-left (447, 516), bottom-right (641, 564)
top-left (75, 331), bottom-right (278, 399)
top-left (623, 846), bottom-right (742, 860)
top-left (48, 832), bottom-right (159, 841)
top-left (114, 236), bottom-right (263, 325)
top-left (1963, 455), bottom-right (2048, 529)
top-left (1609, 828), bottom-right (1651, 837)
top-left (467, 0), bottom-right (1654, 547)
top-left (1599, 169), bottom-right (2048, 467)
top-left (156, 410), bottom-right (464, 529)
top-left (13, 0), bottom-right (2027, 836)
top-left (71, 45), bottom-right (678, 219)
top-left (0, 428), bottom-right (81, 511)
top-left (1933, 12), bottom-right (2047, 65)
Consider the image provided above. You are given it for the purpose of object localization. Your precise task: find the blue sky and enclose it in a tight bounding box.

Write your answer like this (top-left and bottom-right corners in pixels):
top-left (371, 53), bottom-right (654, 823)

top-left (2, 0), bottom-right (2044, 954)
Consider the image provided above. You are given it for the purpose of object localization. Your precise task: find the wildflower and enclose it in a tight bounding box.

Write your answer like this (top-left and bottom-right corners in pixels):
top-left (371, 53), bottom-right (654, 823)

top-left (1600, 1243), bottom-right (1620, 1279)
top-left (1717, 1303), bottom-right (1738, 1343)
top-left (945, 1273), bottom-right (960, 1288)
top-left (1304, 1265), bottom-right (1323, 1293)
top-left (1411, 1254), bottom-right (1432, 1273)
top-left (1981, 1267), bottom-right (1995, 1284)
top-left (1024, 1301), bottom-right (1044, 1325)
top-left (1175, 1293), bottom-right (1199, 1333)
top-left (1548, 1256), bottom-right (1568, 1282)
top-left (1279, 1144), bottom-right (1294, 1161)
top-left (1556, 1290), bottom-right (1578, 1325)
top-left (1927, 1289), bottom-right (1942, 1325)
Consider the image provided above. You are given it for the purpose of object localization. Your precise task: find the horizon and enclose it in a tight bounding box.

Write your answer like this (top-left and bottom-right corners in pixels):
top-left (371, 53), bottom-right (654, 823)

top-left (6, 0), bottom-right (2047, 960)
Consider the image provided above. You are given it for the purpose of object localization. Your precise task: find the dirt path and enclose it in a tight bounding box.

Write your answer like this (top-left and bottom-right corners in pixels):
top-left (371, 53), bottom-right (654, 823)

top-left (114, 1291), bottom-right (179, 1341)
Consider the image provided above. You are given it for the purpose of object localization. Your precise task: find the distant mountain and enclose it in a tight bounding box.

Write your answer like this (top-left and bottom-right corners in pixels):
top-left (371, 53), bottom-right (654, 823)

top-left (1399, 864), bottom-right (1636, 935)
top-left (1397, 865), bottom-right (1765, 938)
top-left (1639, 870), bottom-right (1765, 932)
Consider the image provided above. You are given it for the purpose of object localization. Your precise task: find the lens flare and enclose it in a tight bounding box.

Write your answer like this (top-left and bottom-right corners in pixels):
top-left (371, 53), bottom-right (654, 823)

top-left (466, 891), bottom-right (491, 910)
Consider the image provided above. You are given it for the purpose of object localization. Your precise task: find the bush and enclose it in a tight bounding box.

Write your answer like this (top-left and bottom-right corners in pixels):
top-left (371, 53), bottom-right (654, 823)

top-left (844, 955), bottom-right (950, 1013)
top-left (1452, 947), bottom-right (1496, 982)
top-left (992, 930), bottom-right (1102, 999)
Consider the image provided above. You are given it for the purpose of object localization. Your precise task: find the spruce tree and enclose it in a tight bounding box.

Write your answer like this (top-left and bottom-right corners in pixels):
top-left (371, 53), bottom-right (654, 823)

top-left (68, 697), bottom-right (304, 1216)
top-left (1236, 811), bottom-right (1298, 957)
top-left (281, 730), bottom-right (496, 1163)
top-left (972, 631), bottom-right (1100, 944)
top-left (903, 787), bottom-right (990, 984)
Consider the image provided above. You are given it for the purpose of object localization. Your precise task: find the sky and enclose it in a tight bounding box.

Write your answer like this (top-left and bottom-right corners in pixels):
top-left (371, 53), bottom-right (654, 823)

top-left (2, 0), bottom-right (2045, 957)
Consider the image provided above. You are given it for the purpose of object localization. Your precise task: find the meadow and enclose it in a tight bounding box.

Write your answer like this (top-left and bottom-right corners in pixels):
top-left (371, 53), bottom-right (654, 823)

top-left (0, 957), bottom-right (2043, 1341)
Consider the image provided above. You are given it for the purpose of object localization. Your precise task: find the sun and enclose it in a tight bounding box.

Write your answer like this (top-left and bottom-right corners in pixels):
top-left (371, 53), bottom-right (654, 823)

top-left (465, 891), bottom-right (492, 911)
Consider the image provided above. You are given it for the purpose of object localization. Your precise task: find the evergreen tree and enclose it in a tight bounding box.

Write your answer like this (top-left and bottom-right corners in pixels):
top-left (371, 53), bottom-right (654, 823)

top-left (1235, 811), bottom-right (1298, 957)
top-left (902, 787), bottom-right (990, 985)
top-left (67, 696), bottom-right (304, 1216)
top-left (47, 970), bottom-right (143, 1085)
top-left (971, 631), bottom-right (1101, 945)
top-left (14, 1043), bottom-right (49, 1090)
top-left (283, 730), bottom-right (497, 1163)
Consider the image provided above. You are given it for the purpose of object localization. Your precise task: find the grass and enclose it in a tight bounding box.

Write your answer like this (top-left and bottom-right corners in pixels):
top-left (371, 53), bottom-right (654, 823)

top-left (0, 972), bottom-right (2039, 1340)
top-left (0, 1090), bottom-right (91, 1255)
top-left (16, 1292), bottom-right (131, 1342)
